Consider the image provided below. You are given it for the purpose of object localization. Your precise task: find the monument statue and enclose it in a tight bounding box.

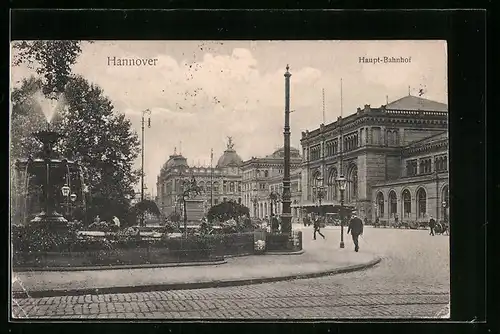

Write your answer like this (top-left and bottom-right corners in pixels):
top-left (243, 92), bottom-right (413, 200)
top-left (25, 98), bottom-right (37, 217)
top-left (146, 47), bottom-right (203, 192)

top-left (227, 136), bottom-right (234, 150)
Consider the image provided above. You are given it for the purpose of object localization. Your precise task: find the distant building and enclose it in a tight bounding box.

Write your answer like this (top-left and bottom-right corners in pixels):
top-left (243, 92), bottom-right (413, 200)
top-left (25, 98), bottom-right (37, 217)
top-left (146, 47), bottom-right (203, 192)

top-left (156, 140), bottom-right (303, 221)
top-left (240, 147), bottom-right (302, 219)
top-left (156, 138), bottom-right (243, 218)
top-left (300, 94), bottom-right (449, 224)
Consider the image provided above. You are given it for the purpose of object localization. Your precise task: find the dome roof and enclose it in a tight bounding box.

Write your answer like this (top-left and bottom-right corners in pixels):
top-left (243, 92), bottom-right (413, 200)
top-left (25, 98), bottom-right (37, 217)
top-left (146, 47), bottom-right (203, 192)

top-left (163, 154), bottom-right (189, 170)
top-left (269, 146), bottom-right (301, 158)
top-left (216, 149), bottom-right (243, 168)
top-left (216, 136), bottom-right (243, 168)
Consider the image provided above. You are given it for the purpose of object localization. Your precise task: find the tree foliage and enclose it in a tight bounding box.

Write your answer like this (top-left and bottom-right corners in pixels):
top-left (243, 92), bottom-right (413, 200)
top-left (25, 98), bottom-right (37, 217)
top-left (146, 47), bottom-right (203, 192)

top-left (10, 75), bottom-right (141, 224)
top-left (53, 75), bottom-right (141, 222)
top-left (131, 200), bottom-right (161, 218)
top-left (12, 41), bottom-right (86, 98)
top-left (207, 200), bottom-right (250, 223)
top-left (10, 77), bottom-right (48, 161)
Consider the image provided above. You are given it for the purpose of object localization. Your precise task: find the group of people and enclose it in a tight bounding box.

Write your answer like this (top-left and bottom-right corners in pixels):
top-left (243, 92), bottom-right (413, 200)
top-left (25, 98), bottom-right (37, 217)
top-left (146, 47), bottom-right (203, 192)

top-left (92, 215), bottom-right (121, 227)
top-left (428, 215), bottom-right (449, 236)
top-left (308, 212), bottom-right (364, 252)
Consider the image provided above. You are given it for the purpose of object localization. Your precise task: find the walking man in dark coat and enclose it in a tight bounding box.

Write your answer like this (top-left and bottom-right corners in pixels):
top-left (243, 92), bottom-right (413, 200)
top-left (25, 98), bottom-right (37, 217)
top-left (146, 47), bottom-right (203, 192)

top-left (429, 215), bottom-right (436, 236)
top-left (313, 216), bottom-right (325, 240)
top-left (347, 213), bottom-right (364, 252)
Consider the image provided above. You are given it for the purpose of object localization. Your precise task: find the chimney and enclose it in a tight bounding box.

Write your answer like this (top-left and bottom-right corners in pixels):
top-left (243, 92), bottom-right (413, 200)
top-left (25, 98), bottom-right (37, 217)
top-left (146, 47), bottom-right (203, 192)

top-left (357, 107), bottom-right (362, 114)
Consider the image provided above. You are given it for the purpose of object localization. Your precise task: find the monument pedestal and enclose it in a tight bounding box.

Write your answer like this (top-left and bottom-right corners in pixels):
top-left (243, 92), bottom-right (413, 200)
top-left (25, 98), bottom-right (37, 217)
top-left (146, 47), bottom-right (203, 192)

top-left (184, 199), bottom-right (205, 222)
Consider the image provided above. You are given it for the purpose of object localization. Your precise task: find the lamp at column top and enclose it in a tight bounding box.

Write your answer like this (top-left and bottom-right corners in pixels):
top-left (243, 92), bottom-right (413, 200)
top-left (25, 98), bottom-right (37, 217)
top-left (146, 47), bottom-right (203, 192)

top-left (61, 184), bottom-right (70, 197)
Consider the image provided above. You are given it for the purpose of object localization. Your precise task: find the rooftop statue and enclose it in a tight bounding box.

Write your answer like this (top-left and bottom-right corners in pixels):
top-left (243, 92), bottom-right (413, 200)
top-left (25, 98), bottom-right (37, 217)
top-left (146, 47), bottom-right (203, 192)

top-left (227, 136), bottom-right (234, 150)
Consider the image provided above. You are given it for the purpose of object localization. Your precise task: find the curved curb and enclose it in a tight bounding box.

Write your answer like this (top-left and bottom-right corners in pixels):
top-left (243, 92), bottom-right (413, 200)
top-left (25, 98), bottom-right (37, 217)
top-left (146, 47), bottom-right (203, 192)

top-left (12, 257), bottom-right (381, 299)
top-left (264, 249), bottom-right (304, 255)
top-left (12, 259), bottom-right (227, 273)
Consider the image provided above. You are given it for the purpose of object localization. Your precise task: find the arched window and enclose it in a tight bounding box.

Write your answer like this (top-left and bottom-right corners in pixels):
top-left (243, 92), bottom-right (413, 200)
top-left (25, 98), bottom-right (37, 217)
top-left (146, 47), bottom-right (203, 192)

top-left (417, 188), bottom-right (427, 218)
top-left (198, 181), bottom-right (205, 192)
top-left (256, 170), bottom-right (261, 178)
top-left (389, 191), bottom-right (397, 218)
top-left (376, 192), bottom-right (384, 218)
top-left (229, 182), bottom-right (235, 192)
top-left (402, 189), bottom-right (411, 219)
top-left (264, 170), bottom-right (269, 177)
top-left (327, 168), bottom-right (337, 201)
top-left (213, 181), bottom-right (219, 193)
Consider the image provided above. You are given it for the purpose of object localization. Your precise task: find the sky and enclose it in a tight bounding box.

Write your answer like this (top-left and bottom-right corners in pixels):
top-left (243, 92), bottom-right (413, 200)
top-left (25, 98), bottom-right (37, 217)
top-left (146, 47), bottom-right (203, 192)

top-left (10, 40), bottom-right (448, 195)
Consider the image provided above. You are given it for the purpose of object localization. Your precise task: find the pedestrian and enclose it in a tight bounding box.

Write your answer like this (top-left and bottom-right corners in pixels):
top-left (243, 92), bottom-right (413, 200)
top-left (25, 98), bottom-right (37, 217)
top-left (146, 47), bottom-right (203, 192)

top-left (429, 215), bottom-right (436, 236)
top-left (347, 212), bottom-right (364, 252)
top-left (313, 216), bottom-right (325, 240)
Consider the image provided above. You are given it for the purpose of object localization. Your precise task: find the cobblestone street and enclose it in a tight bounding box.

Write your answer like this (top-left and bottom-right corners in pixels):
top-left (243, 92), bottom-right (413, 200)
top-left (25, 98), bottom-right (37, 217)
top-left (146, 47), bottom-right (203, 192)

top-left (12, 226), bottom-right (450, 319)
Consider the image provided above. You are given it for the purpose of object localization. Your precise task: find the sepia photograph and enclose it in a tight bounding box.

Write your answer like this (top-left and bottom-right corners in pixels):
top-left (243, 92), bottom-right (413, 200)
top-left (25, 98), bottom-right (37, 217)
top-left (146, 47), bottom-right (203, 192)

top-left (10, 40), bottom-right (450, 319)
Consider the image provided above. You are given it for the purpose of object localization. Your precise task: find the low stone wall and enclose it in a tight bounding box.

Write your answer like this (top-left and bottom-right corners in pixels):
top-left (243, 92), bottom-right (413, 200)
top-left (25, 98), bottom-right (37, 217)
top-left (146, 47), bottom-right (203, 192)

top-left (12, 247), bottom-right (221, 269)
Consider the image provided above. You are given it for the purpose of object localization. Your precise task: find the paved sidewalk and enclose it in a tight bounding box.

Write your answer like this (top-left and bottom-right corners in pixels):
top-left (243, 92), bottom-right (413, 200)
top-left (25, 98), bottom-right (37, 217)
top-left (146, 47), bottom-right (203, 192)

top-left (12, 225), bottom-right (380, 297)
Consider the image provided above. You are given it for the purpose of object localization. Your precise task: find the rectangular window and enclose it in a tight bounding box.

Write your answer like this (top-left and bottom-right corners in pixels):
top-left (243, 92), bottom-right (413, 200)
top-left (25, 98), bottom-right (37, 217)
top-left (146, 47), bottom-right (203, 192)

top-left (407, 160), bottom-right (418, 176)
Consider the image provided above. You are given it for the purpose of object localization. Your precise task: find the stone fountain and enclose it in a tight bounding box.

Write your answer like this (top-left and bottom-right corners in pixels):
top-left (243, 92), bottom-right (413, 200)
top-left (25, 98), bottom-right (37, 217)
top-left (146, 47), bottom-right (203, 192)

top-left (12, 94), bottom-right (87, 227)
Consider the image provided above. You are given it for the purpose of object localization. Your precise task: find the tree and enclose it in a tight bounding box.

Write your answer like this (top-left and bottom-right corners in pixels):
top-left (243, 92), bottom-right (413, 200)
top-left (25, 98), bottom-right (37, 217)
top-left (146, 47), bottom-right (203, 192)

top-left (12, 41), bottom-right (87, 98)
top-left (207, 200), bottom-right (250, 223)
top-left (49, 75), bottom-right (141, 223)
top-left (10, 77), bottom-right (48, 160)
top-left (131, 200), bottom-right (161, 218)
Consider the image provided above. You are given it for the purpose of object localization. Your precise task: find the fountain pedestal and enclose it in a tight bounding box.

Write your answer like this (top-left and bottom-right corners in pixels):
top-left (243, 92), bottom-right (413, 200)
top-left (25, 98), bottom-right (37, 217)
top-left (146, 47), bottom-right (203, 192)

top-left (29, 130), bottom-right (69, 227)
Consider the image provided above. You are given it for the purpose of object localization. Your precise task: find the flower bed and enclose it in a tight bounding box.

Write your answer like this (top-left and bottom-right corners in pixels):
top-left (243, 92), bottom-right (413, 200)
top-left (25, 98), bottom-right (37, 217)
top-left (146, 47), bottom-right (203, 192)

top-left (11, 225), bottom-right (296, 269)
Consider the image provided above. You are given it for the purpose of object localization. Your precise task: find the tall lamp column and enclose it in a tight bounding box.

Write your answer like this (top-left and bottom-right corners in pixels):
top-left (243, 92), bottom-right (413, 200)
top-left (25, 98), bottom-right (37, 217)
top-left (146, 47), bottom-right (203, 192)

top-left (336, 175), bottom-right (347, 248)
top-left (281, 65), bottom-right (292, 233)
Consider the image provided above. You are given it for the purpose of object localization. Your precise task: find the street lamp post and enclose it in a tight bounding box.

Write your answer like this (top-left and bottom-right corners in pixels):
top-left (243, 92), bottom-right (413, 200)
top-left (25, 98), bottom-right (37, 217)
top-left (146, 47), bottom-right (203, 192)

top-left (442, 200), bottom-right (448, 224)
top-left (61, 184), bottom-right (70, 218)
top-left (70, 193), bottom-right (77, 221)
top-left (336, 175), bottom-right (347, 248)
top-left (315, 176), bottom-right (325, 218)
top-left (140, 108), bottom-right (151, 227)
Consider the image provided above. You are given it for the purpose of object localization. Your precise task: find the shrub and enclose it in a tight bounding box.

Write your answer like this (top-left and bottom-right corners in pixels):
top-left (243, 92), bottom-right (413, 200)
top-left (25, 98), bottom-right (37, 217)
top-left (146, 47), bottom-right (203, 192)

top-left (88, 221), bottom-right (119, 233)
top-left (11, 223), bottom-right (80, 253)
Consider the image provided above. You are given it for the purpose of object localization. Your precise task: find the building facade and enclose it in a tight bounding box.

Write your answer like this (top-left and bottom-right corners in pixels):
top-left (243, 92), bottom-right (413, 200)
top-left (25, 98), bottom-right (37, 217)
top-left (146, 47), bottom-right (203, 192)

top-left (300, 94), bottom-right (448, 222)
top-left (240, 147), bottom-right (302, 219)
top-left (156, 138), bottom-right (243, 218)
top-left (371, 131), bottom-right (449, 225)
top-left (156, 140), bottom-right (303, 221)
